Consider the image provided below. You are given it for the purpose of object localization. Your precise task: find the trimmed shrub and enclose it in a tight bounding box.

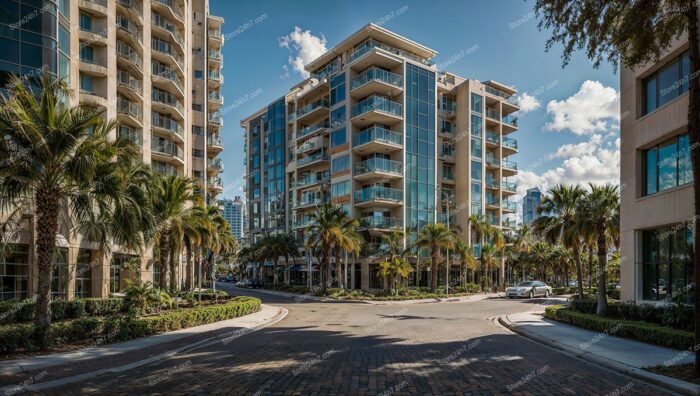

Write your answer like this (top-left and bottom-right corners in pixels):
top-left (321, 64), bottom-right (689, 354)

top-left (569, 297), bottom-right (692, 331)
top-left (0, 297), bottom-right (126, 325)
top-left (176, 289), bottom-right (229, 301)
top-left (545, 305), bottom-right (693, 350)
top-left (0, 297), bottom-right (261, 355)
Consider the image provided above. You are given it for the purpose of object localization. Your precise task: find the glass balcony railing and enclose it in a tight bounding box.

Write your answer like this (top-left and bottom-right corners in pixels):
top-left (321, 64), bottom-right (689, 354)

top-left (503, 218), bottom-right (517, 228)
top-left (503, 137), bottom-right (518, 149)
top-left (354, 187), bottom-right (402, 203)
top-left (207, 134), bottom-right (222, 146)
top-left (502, 181), bottom-right (517, 192)
top-left (486, 131), bottom-right (500, 144)
top-left (208, 28), bottom-right (222, 40)
top-left (486, 196), bottom-right (499, 206)
top-left (292, 218), bottom-right (317, 229)
top-left (486, 179), bottom-right (498, 189)
top-left (294, 197), bottom-right (327, 209)
top-left (352, 126), bottom-right (401, 147)
top-left (360, 216), bottom-right (401, 229)
top-left (503, 159), bottom-right (518, 170)
top-left (486, 215), bottom-right (500, 226)
top-left (117, 0), bottom-right (142, 17)
top-left (152, 13), bottom-right (183, 44)
top-left (503, 201), bottom-right (517, 212)
top-left (486, 157), bottom-right (500, 167)
top-left (152, 91), bottom-right (184, 114)
top-left (442, 171), bottom-right (455, 181)
top-left (298, 121), bottom-right (329, 138)
top-left (485, 108), bottom-right (499, 120)
top-left (296, 98), bottom-right (329, 118)
top-left (351, 96), bottom-right (402, 118)
top-left (297, 151), bottom-right (329, 167)
top-left (208, 177), bottom-right (223, 188)
top-left (79, 55), bottom-right (106, 68)
top-left (151, 140), bottom-right (183, 159)
top-left (208, 70), bottom-right (223, 83)
top-left (152, 40), bottom-right (184, 71)
top-left (117, 98), bottom-right (142, 120)
top-left (209, 158), bottom-right (224, 170)
top-left (208, 50), bottom-right (223, 61)
top-left (361, 242), bottom-right (391, 257)
top-left (354, 157), bottom-right (402, 176)
top-left (293, 174), bottom-right (330, 189)
top-left (117, 126), bottom-right (141, 145)
top-left (117, 70), bottom-right (142, 93)
top-left (153, 0), bottom-right (183, 20)
top-left (502, 115), bottom-right (518, 127)
top-left (349, 38), bottom-right (433, 66)
top-left (151, 112), bottom-right (183, 137)
top-left (153, 161), bottom-right (178, 176)
top-left (116, 41), bottom-right (142, 69)
top-left (485, 85), bottom-right (518, 105)
top-left (297, 136), bottom-right (326, 154)
top-left (152, 63), bottom-right (184, 92)
top-left (208, 91), bottom-right (223, 102)
top-left (208, 112), bottom-right (223, 126)
top-left (116, 15), bottom-right (142, 42)
top-left (351, 67), bottom-right (403, 90)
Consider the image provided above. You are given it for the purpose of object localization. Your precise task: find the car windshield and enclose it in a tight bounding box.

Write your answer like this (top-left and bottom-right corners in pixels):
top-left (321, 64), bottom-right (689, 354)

top-left (517, 282), bottom-right (533, 287)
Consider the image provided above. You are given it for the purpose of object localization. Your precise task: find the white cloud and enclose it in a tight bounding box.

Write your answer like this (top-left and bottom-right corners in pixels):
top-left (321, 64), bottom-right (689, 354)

top-left (544, 80), bottom-right (620, 135)
top-left (553, 134), bottom-right (602, 158)
top-left (516, 92), bottom-right (541, 113)
top-left (279, 26), bottom-right (327, 78)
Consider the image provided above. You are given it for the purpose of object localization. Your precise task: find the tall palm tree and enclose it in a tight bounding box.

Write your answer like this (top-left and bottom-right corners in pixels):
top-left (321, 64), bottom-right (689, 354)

top-left (256, 233), bottom-right (301, 287)
top-left (332, 217), bottom-right (363, 290)
top-left (202, 205), bottom-right (237, 286)
top-left (0, 73), bottom-right (152, 346)
top-left (530, 241), bottom-right (551, 283)
top-left (577, 183), bottom-right (620, 316)
top-left (307, 204), bottom-right (346, 289)
top-left (379, 229), bottom-right (404, 290)
top-left (533, 184), bottom-right (586, 300)
top-left (378, 257), bottom-right (413, 296)
top-left (481, 244), bottom-right (500, 289)
top-left (150, 175), bottom-right (201, 292)
top-left (468, 214), bottom-right (501, 291)
top-left (279, 234), bottom-right (302, 285)
top-left (453, 240), bottom-right (477, 288)
top-left (181, 204), bottom-right (208, 291)
top-left (414, 223), bottom-right (455, 292)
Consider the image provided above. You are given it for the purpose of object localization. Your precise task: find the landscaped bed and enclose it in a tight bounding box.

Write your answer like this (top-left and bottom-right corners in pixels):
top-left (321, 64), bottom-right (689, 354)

top-left (261, 284), bottom-right (483, 301)
top-left (0, 292), bottom-right (261, 356)
top-left (646, 364), bottom-right (700, 385)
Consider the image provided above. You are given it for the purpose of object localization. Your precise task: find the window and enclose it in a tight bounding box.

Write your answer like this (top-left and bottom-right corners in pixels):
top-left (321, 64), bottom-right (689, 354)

top-left (79, 12), bottom-right (92, 32)
top-left (192, 126), bottom-right (204, 136)
top-left (643, 134), bottom-right (692, 196)
top-left (194, 70), bottom-right (203, 79)
top-left (441, 120), bottom-right (453, 133)
top-left (471, 182), bottom-right (482, 203)
top-left (330, 73), bottom-right (345, 105)
top-left (192, 149), bottom-right (204, 158)
top-left (643, 51), bottom-right (690, 115)
top-left (471, 160), bottom-right (482, 181)
top-left (471, 93), bottom-right (483, 113)
top-left (0, 245), bottom-right (29, 300)
top-left (80, 74), bottom-right (93, 92)
top-left (642, 224), bottom-right (693, 301)
top-left (441, 96), bottom-right (454, 111)
top-left (331, 106), bottom-right (346, 129)
top-left (51, 248), bottom-right (68, 299)
top-left (330, 127), bottom-right (346, 147)
top-left (80, 45), bottom-right (93, 62)
top-left (75, 250), bottom-right (92, 298)
top-left (192, 103), bottom-right (202, 111)
top-left (332, 155), bottom-right (350, 173)
top-left (471, 115), bottom-right (482, 137)
top-left (471, 137), bottom-right (482, 158)
top-left (331, 180), bottom-right (351, 197)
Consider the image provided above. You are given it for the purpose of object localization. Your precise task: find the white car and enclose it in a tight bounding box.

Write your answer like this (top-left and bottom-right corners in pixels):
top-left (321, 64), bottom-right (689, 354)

top-left (507, 281), bottom-right (552, 299)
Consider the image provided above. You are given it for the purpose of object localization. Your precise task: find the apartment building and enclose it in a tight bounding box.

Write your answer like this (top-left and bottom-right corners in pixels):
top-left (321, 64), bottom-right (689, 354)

top-left (0, 0), bottom-right (225, 300)
top-left (241, 24), bottom-right (519, 292)
top-left (220, 196), bottom-right (244, 240)
top-left (620, 34), bottom-right (693, 303)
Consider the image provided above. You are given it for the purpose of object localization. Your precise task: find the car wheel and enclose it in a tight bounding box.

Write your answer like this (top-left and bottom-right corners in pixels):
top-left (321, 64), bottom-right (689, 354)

top-left (544, 290), bottom-right (550, 298)
top-left (528, 290), bottom-right (534, 299)
top-left (508, 296), bottom-right (514, 299)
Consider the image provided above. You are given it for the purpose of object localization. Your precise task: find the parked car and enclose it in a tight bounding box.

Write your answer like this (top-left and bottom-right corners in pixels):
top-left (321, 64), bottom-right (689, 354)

top-left (506, 281), bottom-right (552, 299)
top-left (235, 280), bottom-right (248, 287)
top-left (248, 279), bottom-right (262, 289)
top-left (225, 275), bottom-right (235, 282)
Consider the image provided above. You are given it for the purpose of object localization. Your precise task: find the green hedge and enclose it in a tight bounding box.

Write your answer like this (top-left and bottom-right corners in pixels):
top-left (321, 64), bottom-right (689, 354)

top-left (545, 305), bottom-right (693, 350)
top-left (570, 298), bottom-right (692, 331)
top-left (0, 298), bottom-right (128, 325)
top-left (176, 289), bottom-right (230, 302)
top-left (0, 296), bottom-right (261, 354)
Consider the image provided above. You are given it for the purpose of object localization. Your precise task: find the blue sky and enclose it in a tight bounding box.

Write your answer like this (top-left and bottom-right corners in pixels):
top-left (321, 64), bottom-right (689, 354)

top-left (211, 0), bottom-right (622, 212)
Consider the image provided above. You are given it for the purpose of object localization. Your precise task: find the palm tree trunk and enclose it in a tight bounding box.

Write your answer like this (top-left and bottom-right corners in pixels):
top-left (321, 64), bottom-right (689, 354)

top-left (34, 190), bottom-right (60, 348)
top-left (273, 258), bottom-right (279, 287)
top-left (169, 244), bottom-right (179, 292)
top-left (284, 255), bottom-right (290, 285)
top-left (588, 244), bottom-right (593, 291)
top-left (460, 261), bottom-right (465, 288)
top-left (480, 255), bottom-right (486, 292)
top-left (595, 225), bottom-right (608, 316)
top-left (430, 248), bottom-right (439, 292)
top-left (159, 234), bottom-right (170, 291)
top-left (335, 250), bottom-right (343, 290)
top-left (185, 244), bottom-right (194, 291)
top-left (572, 246), bottom-right (585, 300)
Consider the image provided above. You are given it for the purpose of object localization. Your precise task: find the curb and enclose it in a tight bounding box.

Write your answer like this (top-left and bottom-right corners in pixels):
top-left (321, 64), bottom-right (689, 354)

top-left (0, 305), bottom-right (288, 393)
top-left (497, 314), bottom-right (700, 396)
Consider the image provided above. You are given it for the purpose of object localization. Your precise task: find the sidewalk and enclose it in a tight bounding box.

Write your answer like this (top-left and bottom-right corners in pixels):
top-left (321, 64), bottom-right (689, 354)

top-left (499, 311), bottom-right (700, 395)
top-left (0, 304), bottom-right (287, 392)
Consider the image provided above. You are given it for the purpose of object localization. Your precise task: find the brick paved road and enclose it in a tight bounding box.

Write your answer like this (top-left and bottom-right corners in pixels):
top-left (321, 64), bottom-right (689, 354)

top-left (36, 285), bottom-right (672, 395)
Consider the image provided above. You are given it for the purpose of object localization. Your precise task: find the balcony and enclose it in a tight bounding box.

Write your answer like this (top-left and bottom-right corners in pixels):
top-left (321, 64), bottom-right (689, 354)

top-left (503, 136), bottom-right (518, 153)
top-left (486, 130), bottom-right (500, 147)
top-left (208, 50), bottom-right (223, 67)
top-left (297, 151), bottom-right (329, 169)
top-left (361, 243), bottom-right (391, 258)
top-left (116, 0), bottom-right (143, 24)
top-left (292, 218), bottom-right (318, 229)
top-left (117, 69), bottom-right (143, 101)
top-left (502, 115), bottom-right (518, 130)
top-left (297, 121), bottom-right (329, 140)
top-left (152, 40), bottom-right (184, 74)
top-left (439, 148), bottom-right (455, 163)
top-left (360, 216), bottom-right (401, 230)
top-left (297, 136), bottom-right (327, 155)
top-left (440, 122), bottom-right (455, 137)
top-left (486, 197), bottom-right (500, 209)
top-left (208, 28), bottom-right (223, 46)
top-left (354, 187), bottom-right (402, 207)
top-left (208, 90), bottom-right (223, 110)
top-left (151, 140), bottom-right (184, 164)
top-left (351, 96), bottom-right (402, 127)
top-left (153, 161), bottom-right (179, 176)
top-left (152, 90), bottom-right (184, 120)
top-left (79, 0), bottom-right (108, 16)
top-left (116, 15), bottom-right (142, 50)
top-left (353, 157), bottom-right (402, 181)
top-left (486, 108), bottom-right (500, 121)
top-left (440, 106), bottom-right (456, 120)
top-left (152, 0), bottom-right (184, 27)
top-left (441, 171), bottom-right (455, 184)
top-left (485, 85), bottom-right (519, 107)
top-left (208, 158), bottom-right (224, 174)
top-left (348, 38), bottom-right (432, 70)
top-left (78, 55), bottom-right (107, 77)
top-left (485, 178), bottom-right (499, 190)
top-left (116, 97), bottom-right (142, 127)
top-left (152, 63), bottom-right (184, 96)
top-left (503, 200), bottom-right (517, 213)
top-left (152, 12), bottom-right (183, 51)
top-left (208, 112), bottom-right (223, 127)
top-left (116, 41), bottom-right (142, 74)
top-left (296, 98), bottom-right (329, 122)
top-left (79, 25), bottom-right (108, 47)
top-left (352, 125), bottom-right (402, 154)
top-left (294, 197), bottom-right (327, 210)
top-left (485, 157), bottom-right (500, 169)
top-left (350, 67), bottom-right (403, 98)
top-left (502, 181), bottom-right (517, 195)
top-left (208, 70), bottom-right (223, 87)
top-left (503, 159), bottom-right (518, 176)
top-left (117, 125), bottom-right (142, 146)
top-left (503, 218), bottom-right (517, 228)
top-left (293, 174), bottom-right (330, 190)
top-left (486, 215), bottom-right (500, 226)
top-left (151, 112), bottom-right (184, 142)
top-left (208, 177), bottom-right (223, 193)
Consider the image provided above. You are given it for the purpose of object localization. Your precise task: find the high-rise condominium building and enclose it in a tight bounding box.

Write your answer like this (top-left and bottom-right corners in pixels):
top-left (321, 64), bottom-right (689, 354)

top-left (0, 0), bottom-right (225, 300)
top-left (522, 187), bottom-right (543, 225)
top-left (241, 24), bottom-right (519, 292)
top-left (620, 34), bottom-right (693, 303)
top-left (220, 196), bottom-right (244, 240)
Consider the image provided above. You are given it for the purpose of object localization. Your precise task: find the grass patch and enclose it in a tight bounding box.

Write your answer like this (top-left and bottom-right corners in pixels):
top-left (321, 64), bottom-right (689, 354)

top-left (646, 364), bottom-right (700, 385)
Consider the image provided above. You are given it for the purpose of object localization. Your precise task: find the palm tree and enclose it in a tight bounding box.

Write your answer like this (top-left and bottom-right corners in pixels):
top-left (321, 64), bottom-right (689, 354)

top-left (414, 223), bottom-right (455, 292)
top-left (468, 214), bottom-right (501, 291)
top-left (378, 257), bottom-right (413, 296)
top-left (453, 240), bottom-right (477, 288)
top-left (256, 233), bottom-right (301, 287)
top-left (578, 183), bottom-right (620, 316)
top-left (181, 204), bottom-right (207, 291)
top-left (481, 244), bottom-right (500, 289)
top-left (533, 184), bottom-right (586, 300)
top-left (307, 204), bottom-right (346, 289)
top-left (380, 229), bottom-right (404, 290)
top-left (332, 217), bottom-right (363, 290)
top-left (236, 246), bottom-right (255, 279)
top-left (530, 242), bottom-right (551, 283)
top-left (150, 175), bottom-right (201, 292)
top-left (0, 74), bottom-right (152, 346)
top-left (202, 205), bottom-right (237, 287)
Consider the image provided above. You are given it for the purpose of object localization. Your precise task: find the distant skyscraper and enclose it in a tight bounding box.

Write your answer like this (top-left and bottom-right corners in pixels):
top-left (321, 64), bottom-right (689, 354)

top-left (221, 196), bottom-right (244, 240)
top-left (522, 188), bottom-right (544, 225)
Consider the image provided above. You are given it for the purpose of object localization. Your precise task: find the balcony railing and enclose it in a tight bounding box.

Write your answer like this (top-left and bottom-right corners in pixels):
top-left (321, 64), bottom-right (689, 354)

top-left (297, 121), bottom-right (329, 139)
top-left (354, 157), bottom-right (402, 176)
top-left (208, 91), bottom-right (223, 102)
top-left (116, 41), bottom-right (142, 69)
top-left (292, 218), bottom-right (317, 229)
top-left (83, 0), bottom-right (107, 6)
top-left (503, 159), bottom-right (518, 170)
top-left (117, 0), bottom-right (142, 17)
top-left (503, 137), bottom-right (518, 149)
top-left (293, 174), bottom-right (330, 189)
top-left (486, 158), bottom-right (500, 167)
top-left (349, 38), bottom-right (433, 66)
top-left (117, 126), bottom-right (141, 145)
top-left (152, 63), bottom-right (184, 92)
top-left (116, 15), bottom-right (142, 42)
top-left (354, 187), bottom-right (402, 203)
top-left (208, 112), bottom-right (223, 126)
top-left (208, 50), bottom-right (223, 61)
top-left (209, 158), bottom-right (224, 170)
top-left (360, 216), bottom-right (401, 229)
top-left (153, 162), bottom-right (178, 176)
top-left (152, 12), bottom-right (183, 43)
top-left (353, 126), bottom-right (401, 147)
top-left (152, 90), bottom-right (184, 114)
top-left (152, 40), bottom-right (184, 70)
top-left (503, 218), bottom-right (517, 228)
top-left (486, 131), bottom-right (500, 145)
top-left (153, 0), bottom-right (183, 20)
top-left (79, 55), bottom-right (106, 68)
top-left (117, 70), bottom-right (142, 93)
top-left (485, 108), bottom-right (499, 120)
top-left (208, 28), bottom-right (222, 40)
top-left (151, 140), bottom-right (183, 159)
top-left (208, 70), bottom-right (223, 83)
top-left (207, 134), bottom-right (222, 146)
top-left (502, 181), bottom-right (517, 192)
top-left (208, 177), bottom-right (223, 188)
top-left (117, 98), bottom-right (142, 120)
top-left (442, 171), bottom-right (455, 181)
top-left (351, 67), bottom-right (403, 90)
top-left (485, 85), bottom-right (518, 105)
top-left (486, 179), bottom-right (498, 189)
top-left (151, 113), bottom-right (183, 137)
top-left (503, 200), bottom-right (517, 212)
top-left (294, 197), bottom-right (327, 209)
top-left (297, 151), bottom-right (329, 167)
top-left (351, 96), bottom-right (402, 118)
top-left (297, 136), bottom-right (326, 154)
top-left (486, 215), bottom-right (500, 226)
top-left (296, 98), bottom-right (329, 117)
top-left (502, 115), bottom-right (518, 127)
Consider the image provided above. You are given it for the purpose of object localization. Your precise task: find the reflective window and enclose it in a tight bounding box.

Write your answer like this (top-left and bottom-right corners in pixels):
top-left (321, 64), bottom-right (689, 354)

top-left (330, 127), bottom-right (346, 147)
top-left (643, 51), bottom-right (690, 115)
top-left (471, 93), bottom-right (483, 113)
top-left (330, 72), bottom-right (345, 105)
top-left (332, 155), bottom-right (349, 173)
top-left (643, 134), bottom-right (692, 196)
top-left (331, 106), bottom-right (345, 129)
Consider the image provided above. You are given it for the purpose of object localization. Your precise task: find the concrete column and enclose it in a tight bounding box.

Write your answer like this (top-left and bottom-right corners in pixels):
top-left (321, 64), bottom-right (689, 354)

top-left (361, 261), bottom-right (370, 291)
top-left (92, 249), bottom-right (111, 298)
top-left (65, 246), bottom-right (79, 300)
